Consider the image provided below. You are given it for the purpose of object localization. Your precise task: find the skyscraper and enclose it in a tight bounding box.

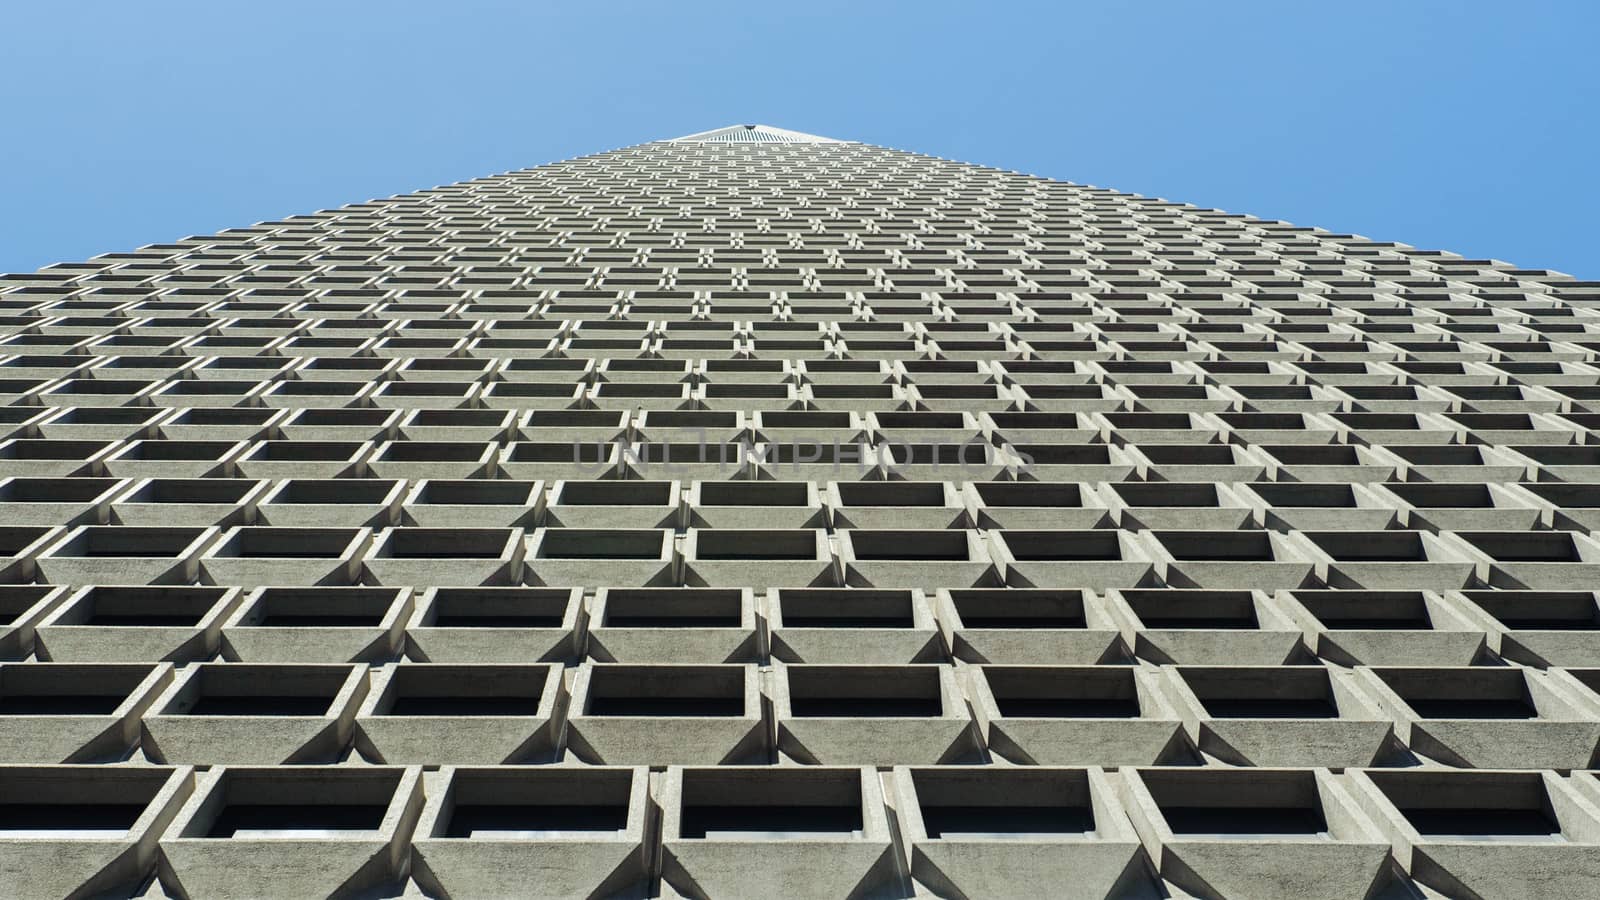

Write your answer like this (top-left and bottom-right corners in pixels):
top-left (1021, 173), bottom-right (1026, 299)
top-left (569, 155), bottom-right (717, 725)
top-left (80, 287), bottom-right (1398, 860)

top-left (2, 125), bottom-right (1599, 898)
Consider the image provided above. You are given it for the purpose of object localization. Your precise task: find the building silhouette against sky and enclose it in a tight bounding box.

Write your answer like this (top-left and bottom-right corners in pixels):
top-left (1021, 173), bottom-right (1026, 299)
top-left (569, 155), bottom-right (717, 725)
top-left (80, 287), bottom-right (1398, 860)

top-left (2, 125), bottom-right (1600, 898)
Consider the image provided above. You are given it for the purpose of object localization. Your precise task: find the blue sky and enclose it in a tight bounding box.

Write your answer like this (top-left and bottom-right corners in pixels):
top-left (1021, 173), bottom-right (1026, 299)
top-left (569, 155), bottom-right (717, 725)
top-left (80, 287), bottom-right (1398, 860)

top-left (2, 1), bottom-right (1595, 276)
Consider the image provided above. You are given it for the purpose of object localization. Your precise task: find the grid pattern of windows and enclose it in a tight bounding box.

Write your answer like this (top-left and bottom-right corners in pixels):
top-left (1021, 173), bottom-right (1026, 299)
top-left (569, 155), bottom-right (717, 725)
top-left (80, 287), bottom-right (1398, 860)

top-left (2, 132), bottom-right (1600, 898)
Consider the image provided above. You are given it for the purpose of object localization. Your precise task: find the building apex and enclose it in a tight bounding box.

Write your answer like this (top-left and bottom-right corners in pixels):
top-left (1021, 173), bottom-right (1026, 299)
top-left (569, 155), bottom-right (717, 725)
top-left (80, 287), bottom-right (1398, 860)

top-left (666, 124), bottom-right (843, 144)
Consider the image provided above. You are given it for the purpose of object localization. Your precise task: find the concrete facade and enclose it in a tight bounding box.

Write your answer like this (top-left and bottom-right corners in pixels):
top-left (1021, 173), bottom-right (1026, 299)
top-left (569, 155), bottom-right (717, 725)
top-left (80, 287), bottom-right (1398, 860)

top-left (1, 122), bottom-right (1598, 895)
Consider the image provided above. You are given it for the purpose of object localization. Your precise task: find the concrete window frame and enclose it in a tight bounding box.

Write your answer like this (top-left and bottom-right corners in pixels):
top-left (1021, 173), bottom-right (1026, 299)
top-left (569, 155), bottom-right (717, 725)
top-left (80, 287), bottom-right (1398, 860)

top-left (935, 587), bottom-right (1128, 665)
top-left (0, 584), bottom-right (70, 659)
top-left (566, 663), bottom-right (768, 766)
top-left (395, 408), bottom-right (514, 443)
top-left (158, 765), bottom-right (424, 899)
top-left (410, 765), bottom-right (652, 900)
top-left (0, 522), bottom-right (69, 576)
top-left (106, 477), bottom-right (271, 527)
top-left (0, 763), bottom-right (195, 899)
top-left (0, 661), bottom-right (173, 763)
top-left (891, 765), bottom-right (1142, 900)
top-left (34, 585), bottom-right (244, 663)
top-left (276, 406), bottom-right (401, 442)
top-left (255, 478), bottom-right (406, 528)
top-left (986, 529), bottom-right (1155, 590)
top-left (363, 527), bottom-right (527, 588)
top-left (141, 662), bottom-right (369, 765)
top-left (1348, 768), bottom-right (1600, 900)
top-left (406, 586), bottom-right (584, 664)
top-left (1101, 588), bottom-right (1307, 665)
top-left (35, 525), bottom-right (222, 586)
top-left (772, 663), bottom-right (979, 766)
top-left (767, 587), bottom-right (940, 665)
top-left (1275, 589), bottom-right (1490, 666)
top-left (828, 480), bottom-right (968, 530)
top-left (1353, 665), bottom-right (1600, 770)
top-left (525, 528), bottom-right (678, 588)
top-left (1094, 481), bottom-right (1253, 532)
top-left (1160, 664), bottom-right (1394, 768)
top-left (1120, 766), bottom-right (1390, 900)
top-left (545, 479), bottom-right (682, 529)
top-left (658, 766), bottom-right (896, 900)
top-left (355, 662), bottom-right (565, 765)
top-left (682, 528), bottom-right (837, 589)
top-left (99, 438), bottom-right (248, 480)
top-left (220, 586), bottom-right (412, 663)
top-left (588, 587), bottom-right (760, 664)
